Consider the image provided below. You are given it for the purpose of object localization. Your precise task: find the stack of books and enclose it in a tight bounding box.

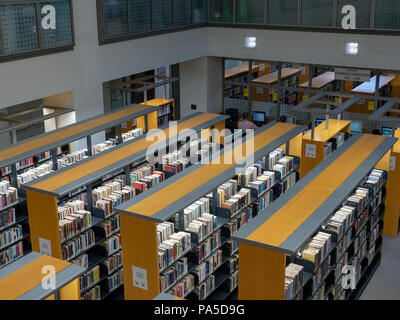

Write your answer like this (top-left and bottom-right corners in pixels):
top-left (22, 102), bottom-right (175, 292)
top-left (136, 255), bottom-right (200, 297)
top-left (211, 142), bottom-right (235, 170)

top-left (284, 263), bottom-right (304, 300)
top-left (186, 213), bottom-right (217, 242)
top-left (0, 181), bottom-right (18, 209)
top-left (160, 257), bottom-right (188, 291)
top-left (100, 233), bottom-right (121, 255)
top-left (168, 274), bottom-right (195, 298)
top-left (102, 251), bottom-right (123, 275)
top-left (0, 224), bottom-right (23, 249)
top-left (189, 230), bottom-right (222, 264)
top-left (0, 208), bottom-right (16, 231)
top-left (158, 231), bottom-right (191, 270)
top-left (62, 229), bottom-right (95, 260)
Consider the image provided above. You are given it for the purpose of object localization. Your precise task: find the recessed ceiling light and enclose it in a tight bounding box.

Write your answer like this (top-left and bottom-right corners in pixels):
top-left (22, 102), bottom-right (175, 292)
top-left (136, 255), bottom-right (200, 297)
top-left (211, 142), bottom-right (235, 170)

top-left (245, 36), bottom-right (256, 49)
top-left (345, 42), bottom-right (359, 55)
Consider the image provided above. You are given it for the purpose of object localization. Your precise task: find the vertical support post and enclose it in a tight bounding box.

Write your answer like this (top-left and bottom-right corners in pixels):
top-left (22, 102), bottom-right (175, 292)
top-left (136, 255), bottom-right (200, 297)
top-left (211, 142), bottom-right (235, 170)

top-left (117, 124), bottom-right (123, 145)
top-left (10, 130), bottom-right (17, 144)
top-left (125, 165), bottom-right (131, 186)
top-left (277, 62), bottom-right (282, 121)
top-left (51, 148), bottom-right (58, 171)
top-left (285, 142), bottom-right (290, 156)
top-left (311, 113), bottom-right (316, 140)
top-left (145, 114), bottom-right (149, 133)
top-left (212, 188), bottom-right (218, 215)
top-left (86, 183), bottom-right (93, 211)
top-left (374, 72), bottom-right (381, 111)
top-left (10, 163), bottom-right (18, 188)
top-left (248, 60), bottom-right (253, 115)
top-left (144, 90), bottom-right (148, 103)
top-left (163, 85), bottom-right (167, 100)
top-left (177, 210), bottom-right (185, 231)
top-left (86, 135), bottom-right (92, 157)
top-left (307, 65), bottom-right (313, 98)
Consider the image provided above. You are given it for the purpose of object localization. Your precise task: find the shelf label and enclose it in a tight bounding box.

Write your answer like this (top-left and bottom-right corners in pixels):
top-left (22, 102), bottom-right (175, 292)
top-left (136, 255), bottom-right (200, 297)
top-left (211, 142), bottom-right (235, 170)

top-left (132, 265), bottom-right (148, 290)
top-left (39, 238), bottom-right (52, 256)
top-left (390, 156), bottom-right (396, 171)
top-left (334, 67), bottom-right (371, 82)
top-left (260, 64), bottom-right (265, 72)
top-left (305, 144), bottom-right (316, 158)
top-left (368, 101), bottom-right (375, 111)
top-left (244, 88), bottom-right (249, 97)
top-left (272, 92), bottom-right (278, 101)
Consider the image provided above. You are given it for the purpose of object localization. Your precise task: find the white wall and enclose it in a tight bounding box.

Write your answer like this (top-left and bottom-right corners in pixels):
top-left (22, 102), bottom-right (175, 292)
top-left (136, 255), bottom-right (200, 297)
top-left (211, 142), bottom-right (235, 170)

top-left (180, 56), bottom-right (223, 118)
top-left (0, 0), bottom-right (206, 149)
top-left (204, 27), bottom-right (400, 71)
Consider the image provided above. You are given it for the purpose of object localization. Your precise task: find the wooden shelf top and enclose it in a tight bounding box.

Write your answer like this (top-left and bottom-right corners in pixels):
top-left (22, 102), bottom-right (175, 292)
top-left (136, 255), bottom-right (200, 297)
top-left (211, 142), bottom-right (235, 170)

top-left (116, 122), bottom-right (306, 222)
top-left (225, 64), bottom-right (259, 79)
top-left (0, 104), bottom-right (160, 169)
top-left (22, 113), bottom-right (227, 196)
top-left (252, 68), bottom-right (301, 85)
top-left (393, 128), bottom-right (400, 153)
top-left (299, 71), bottom-right (335, 89)
top-left (0, 252), bottom-right (84, 300)
top-left (352, 75), bottom-right (395, 94)
top-left (233, 134), bottom-right (396, 254)
top-left (303, 119), bottom-right (351, 142)
top-left (141, 98), bottom-right (174, 107)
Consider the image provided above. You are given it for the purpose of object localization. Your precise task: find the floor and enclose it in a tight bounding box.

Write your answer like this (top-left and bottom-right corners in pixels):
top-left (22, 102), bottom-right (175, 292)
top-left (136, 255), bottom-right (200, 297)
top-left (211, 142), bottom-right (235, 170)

top-left (360, 235), bottom-right (400, 300)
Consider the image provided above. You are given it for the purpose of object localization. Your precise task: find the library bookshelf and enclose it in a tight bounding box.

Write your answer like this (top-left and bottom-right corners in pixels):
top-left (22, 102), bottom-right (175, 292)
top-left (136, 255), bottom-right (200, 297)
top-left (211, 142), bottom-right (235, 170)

top-left (233, 133), bottom-right (396, 300)
top-left (142, 98), bottom-right (176, 126)
top-left (21, 112), bottom-right (227, 300)
top-left (0, 104), bottom-right (160, 270)
top-left (224, 64), bottom-right (259, 100)
top-left (350, 75), bottom-right (395, 114)
top-left (115, 122), bottom-right (306, 300)
top-left (0, 251), bottom-right (85, 300)
top-left (382, 128), bottom-right (400, 237)
top-left (297, 71), bottom-right (336, 104)
top-left (252, 68), bottom-right (301, 105)
top-left (300, 119), bottom-right (351, 178)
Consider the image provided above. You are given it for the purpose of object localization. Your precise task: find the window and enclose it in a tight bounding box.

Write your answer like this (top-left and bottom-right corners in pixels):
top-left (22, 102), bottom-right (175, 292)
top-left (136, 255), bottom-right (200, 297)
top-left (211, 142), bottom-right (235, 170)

top-left (40, 0), bottom-right (73, 48)
top-left (268, 0), bottom-right (298, 25)
top-left (211, 0), bottom-right (233, 23)
top-left (192, 0), bottom-right (207, 24)
top-left (236, 0), bottom-right (264, 24)
top-left (0, 3), bottom-right (39, 56)
top-left (152, 0), bottom-right (173, 30)
top-left (128, 0), bottom-right (151, 34)
top-left (173, 0), bottom-right (191, 26)
top-left (102, 0), bottom-right (128, 38)
top-left (301, 0), bottom-right (333, 27)
top-left (336, 0), bottom-right (371, 29)
top-left (375, 0), bottom-right (400, 29)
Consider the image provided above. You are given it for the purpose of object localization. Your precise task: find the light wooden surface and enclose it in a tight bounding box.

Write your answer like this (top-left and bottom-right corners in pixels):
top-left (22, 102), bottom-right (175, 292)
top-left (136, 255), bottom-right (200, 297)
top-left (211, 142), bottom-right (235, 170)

top-left (299, 71), bottom-right (335, 89)
top-left (0, 255), bottom-right (70, 300)
top-left (29, 113), bottom-right (220, 193)
top-left (125, 123), bottom-right (298, 217)
top-left (302, 119), bottom-right (351, 142)
top-left (0, 104), bottom-right (156, 164)
top-left (120, 215), bottom-right (160, 300)
top-left (238, 243), bottom-right (285, 300)
top-left (253, 68), bottom-right (301, 85)
top-left (246, 134), bottom-right (386, 247)
top-left (352, 75), bottom-right (395, 94)
top-left (27, 190), bottom-right (62, 259)
top-left (141, 98), bottom-right (174, 107)
top-left (224, 64), bottom-right (259, 79)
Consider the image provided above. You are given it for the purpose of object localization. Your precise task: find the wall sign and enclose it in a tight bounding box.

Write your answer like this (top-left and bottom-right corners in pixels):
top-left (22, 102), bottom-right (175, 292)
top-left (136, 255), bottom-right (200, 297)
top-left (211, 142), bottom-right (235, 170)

top-left (39, 238), bottom-right (52, 256)
top-left (334, 68), bottom-right (371, 82)
top-left (305, 144), bottom-right (316, 158)
top-left (132, 266), bottom-right (148, 290)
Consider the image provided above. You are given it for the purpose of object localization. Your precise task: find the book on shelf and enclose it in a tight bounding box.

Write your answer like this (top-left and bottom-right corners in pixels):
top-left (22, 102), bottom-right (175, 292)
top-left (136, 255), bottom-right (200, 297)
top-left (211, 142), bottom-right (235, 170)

top-left (158, 232), bottom-right (191, 271)
top-left (62, 229), bottom-right (95, 261)
top-left (102, 250), bottom-right (123, 275)
top-left (0, 181), bottom-right (18, 210)
top-left (167, 274), bottom-right (195, 298)
top-left (188, 230), bottom-right (222, 265)
top-left (0, 241), bottom-right (23, 268)
top-left (82, 285), bottom-right (101, 300)
top-left (80, 265), bottom-right (100, 292)
top-left (0, 208), bottom-right (16, 231)
top-left (160, 256), bottom-right (188, 292)
top-left (192, 250), bottom-right (223, 284)
top-left (100, 233), bottom-right (121, 255)
top-left (0, 224), bottom-right (23, 249)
